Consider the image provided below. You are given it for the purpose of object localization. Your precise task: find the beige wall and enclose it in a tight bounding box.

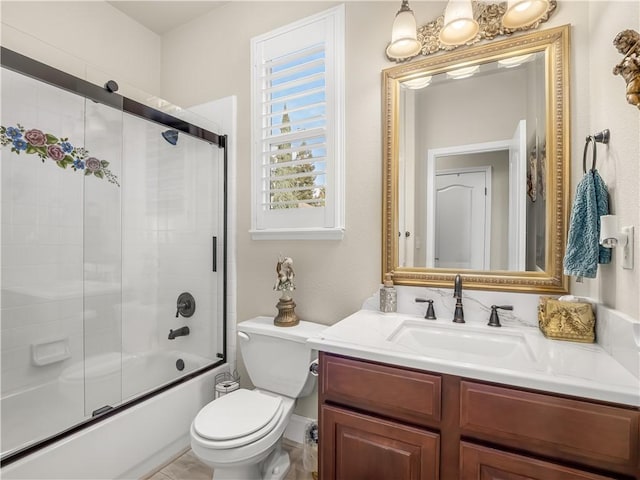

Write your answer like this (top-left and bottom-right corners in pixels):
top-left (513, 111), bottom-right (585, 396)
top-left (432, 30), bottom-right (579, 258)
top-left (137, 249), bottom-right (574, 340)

top-left (161, 1), bottom-right (400, 331)
top-left (160, 2), bottom-right (418, 417)
top-left (0, 1), bottom-right (162, 97)
top-left (578, 2), bottom-right (640, 317)
top-left (1, 1), bottom-right (638, 418)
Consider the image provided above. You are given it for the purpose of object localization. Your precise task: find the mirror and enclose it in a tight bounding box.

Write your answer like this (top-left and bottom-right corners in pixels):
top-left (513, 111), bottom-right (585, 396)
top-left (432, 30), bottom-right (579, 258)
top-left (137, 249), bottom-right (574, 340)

top-left (382, 25), bottom-right (570, 293)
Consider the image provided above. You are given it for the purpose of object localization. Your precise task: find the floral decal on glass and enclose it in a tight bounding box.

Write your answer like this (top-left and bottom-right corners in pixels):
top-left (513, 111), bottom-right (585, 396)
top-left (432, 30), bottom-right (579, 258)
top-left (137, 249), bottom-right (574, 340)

top-left (1, 124), bottom-right (120, 186)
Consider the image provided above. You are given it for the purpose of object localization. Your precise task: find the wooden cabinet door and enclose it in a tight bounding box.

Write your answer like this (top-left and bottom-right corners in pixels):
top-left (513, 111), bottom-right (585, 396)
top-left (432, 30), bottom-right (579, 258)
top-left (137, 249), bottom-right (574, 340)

top-left (460, 443), bottom-right (619, 480)
top-left (320, 405), bottom-right (439, 480)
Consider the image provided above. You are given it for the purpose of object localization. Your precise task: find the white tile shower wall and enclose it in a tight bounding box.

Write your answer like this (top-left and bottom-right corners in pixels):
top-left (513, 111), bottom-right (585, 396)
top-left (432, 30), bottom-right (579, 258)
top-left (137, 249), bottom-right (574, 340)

top-left (1, 69), bottom-right (86, 395)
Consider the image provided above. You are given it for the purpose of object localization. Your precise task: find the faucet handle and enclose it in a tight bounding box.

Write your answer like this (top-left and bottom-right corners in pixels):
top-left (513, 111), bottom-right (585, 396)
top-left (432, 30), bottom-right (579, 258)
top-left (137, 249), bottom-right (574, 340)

top-left (176, 292), bottom-right (196, 318)
top-left (488, 305), bottom-right (513, 327)
top-left (415, 298), bottom-right (437, 320)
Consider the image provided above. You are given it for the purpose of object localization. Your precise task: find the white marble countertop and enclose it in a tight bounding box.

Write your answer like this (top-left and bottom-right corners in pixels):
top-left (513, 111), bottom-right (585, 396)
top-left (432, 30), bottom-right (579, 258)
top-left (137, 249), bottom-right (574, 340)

top-left (308, 309), bottom-right (640, 407)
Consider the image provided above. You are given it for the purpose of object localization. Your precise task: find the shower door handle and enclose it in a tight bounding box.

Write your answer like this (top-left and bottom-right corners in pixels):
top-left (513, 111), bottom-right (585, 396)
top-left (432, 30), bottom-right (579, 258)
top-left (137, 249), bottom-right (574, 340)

top-left (212, 236), bottom-right (217, 272)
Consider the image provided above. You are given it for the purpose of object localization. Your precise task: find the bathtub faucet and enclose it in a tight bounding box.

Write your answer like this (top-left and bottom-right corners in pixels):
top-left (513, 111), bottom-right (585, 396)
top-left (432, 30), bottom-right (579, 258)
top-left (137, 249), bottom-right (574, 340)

top-left (168, 326), bottom-right (190, 340)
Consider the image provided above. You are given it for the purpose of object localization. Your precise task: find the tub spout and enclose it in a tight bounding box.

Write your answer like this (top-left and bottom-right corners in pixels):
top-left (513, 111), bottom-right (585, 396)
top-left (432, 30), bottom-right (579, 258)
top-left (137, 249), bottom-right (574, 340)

top-left (168, 326), bottom-right (190, 340)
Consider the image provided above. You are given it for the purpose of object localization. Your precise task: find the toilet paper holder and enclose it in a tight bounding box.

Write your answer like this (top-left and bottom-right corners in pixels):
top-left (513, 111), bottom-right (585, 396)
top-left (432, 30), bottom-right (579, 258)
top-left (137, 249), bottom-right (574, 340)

top-left (214, 370), bottom-right (240, 399)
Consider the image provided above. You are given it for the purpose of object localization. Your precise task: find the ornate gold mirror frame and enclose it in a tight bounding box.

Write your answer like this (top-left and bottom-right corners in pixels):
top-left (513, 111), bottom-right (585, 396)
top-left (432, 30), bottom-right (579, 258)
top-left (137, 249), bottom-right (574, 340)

top-left (382, 25), bottom-right (570, 293)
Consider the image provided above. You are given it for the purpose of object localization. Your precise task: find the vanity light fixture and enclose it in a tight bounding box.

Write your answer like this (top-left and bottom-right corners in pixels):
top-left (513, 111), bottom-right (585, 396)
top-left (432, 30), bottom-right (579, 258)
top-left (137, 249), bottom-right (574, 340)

top-left (386, 0), bottom-right (422, 61)
top-left (503, 0), bottom-right (550, 29)
top-left (384, 0), bottom-right (556, 61)
top-left (439, 0), bottom-right (479, 46)
top-left (446, 65), bottom-right (479, 79)
top-left (402, 76), bottom-right (433, 89)
top-left (498, 53), bottom-right (535, 68)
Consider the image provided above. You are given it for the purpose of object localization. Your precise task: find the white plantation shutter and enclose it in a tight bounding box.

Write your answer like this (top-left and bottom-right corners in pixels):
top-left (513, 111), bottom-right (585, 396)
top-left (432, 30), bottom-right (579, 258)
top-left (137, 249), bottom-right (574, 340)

top-left (251, 5), bottom-right (345, 239)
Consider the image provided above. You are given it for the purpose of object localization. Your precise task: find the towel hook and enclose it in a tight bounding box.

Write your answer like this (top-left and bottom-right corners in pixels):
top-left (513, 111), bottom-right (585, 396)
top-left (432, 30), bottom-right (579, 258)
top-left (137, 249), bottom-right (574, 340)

top-left (583, 129), bottom-right (610, 174)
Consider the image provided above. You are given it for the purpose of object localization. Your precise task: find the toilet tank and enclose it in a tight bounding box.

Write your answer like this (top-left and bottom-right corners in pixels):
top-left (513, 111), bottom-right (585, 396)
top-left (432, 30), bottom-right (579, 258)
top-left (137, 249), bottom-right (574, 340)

top-left (237, 317), bottom-right (326, 398)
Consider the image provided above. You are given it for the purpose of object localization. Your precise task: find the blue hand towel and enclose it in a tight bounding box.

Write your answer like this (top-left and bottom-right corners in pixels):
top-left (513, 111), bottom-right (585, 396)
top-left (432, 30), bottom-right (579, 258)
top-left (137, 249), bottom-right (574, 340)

top-left (563, 169), bottom-right (611, 278)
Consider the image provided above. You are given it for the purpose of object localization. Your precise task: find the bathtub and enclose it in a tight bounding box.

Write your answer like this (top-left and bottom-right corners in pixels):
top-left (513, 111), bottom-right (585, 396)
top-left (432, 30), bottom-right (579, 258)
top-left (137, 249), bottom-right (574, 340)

top-left (1, 350), bottom-right (226, 479)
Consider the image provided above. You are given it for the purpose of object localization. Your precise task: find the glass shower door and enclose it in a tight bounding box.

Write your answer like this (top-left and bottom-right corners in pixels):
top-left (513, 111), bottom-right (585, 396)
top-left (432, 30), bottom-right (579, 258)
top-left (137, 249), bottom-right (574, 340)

top-left (1, 55), bottom-right (225, 459)
top-left (119, 112), bottom-right (225, 402)
top-left (0, 66), bottom-right (123, 451)
top-left (80, 99), bottom-right (124, 417)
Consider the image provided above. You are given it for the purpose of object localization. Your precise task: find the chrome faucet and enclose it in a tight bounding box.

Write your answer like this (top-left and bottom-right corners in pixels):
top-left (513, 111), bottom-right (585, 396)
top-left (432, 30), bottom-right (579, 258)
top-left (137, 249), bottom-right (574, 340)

top-left (453, 274), bottom-right (465, 323)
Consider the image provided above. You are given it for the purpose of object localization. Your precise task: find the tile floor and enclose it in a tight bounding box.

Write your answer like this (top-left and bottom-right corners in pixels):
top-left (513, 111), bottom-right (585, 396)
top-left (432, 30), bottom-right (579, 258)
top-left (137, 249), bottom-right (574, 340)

top-left (145, 439), bottom-right (314, 480)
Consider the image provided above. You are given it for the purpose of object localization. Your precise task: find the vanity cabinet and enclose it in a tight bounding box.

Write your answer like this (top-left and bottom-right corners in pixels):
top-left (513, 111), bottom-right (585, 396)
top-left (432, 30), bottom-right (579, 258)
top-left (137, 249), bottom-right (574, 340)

top-left (318, 353), bottom-right (640, 480)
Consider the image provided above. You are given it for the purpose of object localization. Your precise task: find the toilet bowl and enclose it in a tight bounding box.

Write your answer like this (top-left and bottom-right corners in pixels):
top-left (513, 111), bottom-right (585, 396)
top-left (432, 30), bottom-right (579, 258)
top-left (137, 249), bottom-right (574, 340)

top-left (191, 389), bottom-right (295, 479)
top-left (190, 317), bottom-right (326, 480)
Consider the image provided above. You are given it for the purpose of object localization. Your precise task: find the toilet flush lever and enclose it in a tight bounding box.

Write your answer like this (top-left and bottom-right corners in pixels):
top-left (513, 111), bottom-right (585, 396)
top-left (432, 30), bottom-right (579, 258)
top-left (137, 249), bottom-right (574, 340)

top-left (309, 359), bottom-right (319, 376)
top-left (237, 332), bottom-right (250, 342)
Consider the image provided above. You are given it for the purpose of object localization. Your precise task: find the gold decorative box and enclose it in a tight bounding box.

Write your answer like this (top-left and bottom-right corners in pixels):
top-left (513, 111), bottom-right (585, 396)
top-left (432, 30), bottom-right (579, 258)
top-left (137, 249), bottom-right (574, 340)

top-left (538, 297), bottom-right (595, 343)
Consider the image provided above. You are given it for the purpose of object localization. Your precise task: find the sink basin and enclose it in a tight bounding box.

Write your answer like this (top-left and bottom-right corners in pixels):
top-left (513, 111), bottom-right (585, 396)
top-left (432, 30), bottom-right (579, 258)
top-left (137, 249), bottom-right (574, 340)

top-left (387, 320), bottom-right (538, 365)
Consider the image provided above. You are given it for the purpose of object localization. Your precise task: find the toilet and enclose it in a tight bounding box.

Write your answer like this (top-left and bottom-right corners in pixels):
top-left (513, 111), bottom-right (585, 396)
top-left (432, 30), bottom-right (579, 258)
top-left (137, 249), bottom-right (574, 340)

top-left (190, 317), bottom-right (326, 480)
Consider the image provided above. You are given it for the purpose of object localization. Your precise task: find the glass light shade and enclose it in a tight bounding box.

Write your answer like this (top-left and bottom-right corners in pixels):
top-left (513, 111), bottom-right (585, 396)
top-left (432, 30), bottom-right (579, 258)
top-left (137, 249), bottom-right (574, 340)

top-left (446, 65), bottom-right (480, 79)
top-left (386, 5), bottom-right (421, 59)
top-left (503, 0), bottom-right (549, 28)
top-left (402, 76), bottom-right (433, 89)
top-left (439, 0), bottom-right (479, 46)
top-left (497, 53), bottom-right (534, 68)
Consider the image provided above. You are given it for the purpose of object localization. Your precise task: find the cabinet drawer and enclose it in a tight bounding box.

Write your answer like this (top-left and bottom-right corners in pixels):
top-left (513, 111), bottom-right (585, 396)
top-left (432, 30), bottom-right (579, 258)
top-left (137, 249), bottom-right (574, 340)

top-left (460, 381), bottom-right (640, 475)
top-left (320, 353), bottom-right (441, 427)
top-left (460, 442), bottom-right (619, 480)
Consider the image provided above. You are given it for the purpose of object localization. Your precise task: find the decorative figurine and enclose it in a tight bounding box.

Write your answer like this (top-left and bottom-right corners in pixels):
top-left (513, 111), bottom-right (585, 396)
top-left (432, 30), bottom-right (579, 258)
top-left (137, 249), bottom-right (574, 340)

top-left (613, 29), bottom-right (640, 109)
top-left (273, 256), bottom-right (299, 327)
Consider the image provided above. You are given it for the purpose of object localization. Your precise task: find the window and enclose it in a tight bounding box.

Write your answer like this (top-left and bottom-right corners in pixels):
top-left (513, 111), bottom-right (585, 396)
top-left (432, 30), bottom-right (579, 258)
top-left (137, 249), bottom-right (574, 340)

top-left (250, 5), bottom-right (345, 240)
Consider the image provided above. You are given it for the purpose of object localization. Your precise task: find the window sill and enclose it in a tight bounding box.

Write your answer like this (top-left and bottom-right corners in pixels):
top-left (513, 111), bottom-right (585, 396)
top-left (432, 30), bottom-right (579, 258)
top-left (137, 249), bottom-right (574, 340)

top-left (250, 228), bottom-right (344, 241)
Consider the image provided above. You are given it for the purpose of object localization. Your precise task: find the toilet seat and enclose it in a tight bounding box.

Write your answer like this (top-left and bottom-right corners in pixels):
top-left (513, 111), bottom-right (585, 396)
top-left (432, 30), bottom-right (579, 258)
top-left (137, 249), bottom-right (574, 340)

top-left (193, 389), bottom-right (284, 449)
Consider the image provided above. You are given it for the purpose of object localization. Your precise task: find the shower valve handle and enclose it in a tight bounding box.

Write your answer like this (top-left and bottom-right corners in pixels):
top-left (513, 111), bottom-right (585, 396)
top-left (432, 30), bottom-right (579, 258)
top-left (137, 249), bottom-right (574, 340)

top-left (176, 292), bottom-right (196, 318)
top-left (176, 303), bottom-right (188, 318)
